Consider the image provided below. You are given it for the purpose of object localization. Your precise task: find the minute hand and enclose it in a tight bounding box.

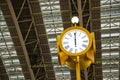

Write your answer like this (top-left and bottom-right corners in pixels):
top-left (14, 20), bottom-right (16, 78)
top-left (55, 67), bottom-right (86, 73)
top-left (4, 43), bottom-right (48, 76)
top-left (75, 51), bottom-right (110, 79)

top-left (74, 32), bottom-right (76, 47)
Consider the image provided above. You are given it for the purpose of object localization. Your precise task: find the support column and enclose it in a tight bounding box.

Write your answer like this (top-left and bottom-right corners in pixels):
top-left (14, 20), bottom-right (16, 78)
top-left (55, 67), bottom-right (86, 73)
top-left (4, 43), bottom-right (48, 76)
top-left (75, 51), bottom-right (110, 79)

top-left (77, 0), bottom-right (88, 80)
top-left (76, 56), bottom-right (81, 80)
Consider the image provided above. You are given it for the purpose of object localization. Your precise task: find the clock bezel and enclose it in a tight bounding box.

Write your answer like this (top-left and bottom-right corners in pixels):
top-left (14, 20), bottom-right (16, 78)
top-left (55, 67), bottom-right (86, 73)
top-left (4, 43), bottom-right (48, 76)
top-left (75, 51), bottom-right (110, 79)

top-left (59, 26), bottom-right (92, 56)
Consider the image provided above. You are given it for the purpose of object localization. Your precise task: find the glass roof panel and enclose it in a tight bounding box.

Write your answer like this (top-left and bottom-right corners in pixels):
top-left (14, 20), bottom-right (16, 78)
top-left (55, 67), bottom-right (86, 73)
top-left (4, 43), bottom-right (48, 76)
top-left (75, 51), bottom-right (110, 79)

top-left (39, 0), bottom-right (71, 79)
top-left (0, 10), bottom-right (25, 80)
top-left (101, 0), bottom-right (120, 79)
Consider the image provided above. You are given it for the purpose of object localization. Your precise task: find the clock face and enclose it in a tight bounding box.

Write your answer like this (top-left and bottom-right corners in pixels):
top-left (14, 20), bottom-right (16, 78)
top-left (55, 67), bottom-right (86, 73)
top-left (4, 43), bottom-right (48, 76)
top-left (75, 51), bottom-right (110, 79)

top-left (61, 29), bottom-right (89, 54)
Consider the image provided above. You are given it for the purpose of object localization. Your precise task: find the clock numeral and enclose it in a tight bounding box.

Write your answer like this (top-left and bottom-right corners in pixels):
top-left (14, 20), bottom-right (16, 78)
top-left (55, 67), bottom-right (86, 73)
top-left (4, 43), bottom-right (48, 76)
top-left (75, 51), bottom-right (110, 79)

top-left (69, 48), bottom-right (73, 52)
top-left (82, 35), bottom-right (86, 39)
top-left (65, 37), bottom-right (69, 40)
top-left (82, 44), bottom-right (87, 48)
top-left (65, 45), bottom-right (70, 50)
top-left (63, 42), bottom-right (68, 44)
top-left (79, 32), bottom-right (81, 36)
top-left (75, 48), bottom-right (77, 53)
top-left (68, 33), bottom-right (72, 37)
top-left (83, 40), bottom-right (88, 43)
top-left (79, 48), bottom-right (83, 51)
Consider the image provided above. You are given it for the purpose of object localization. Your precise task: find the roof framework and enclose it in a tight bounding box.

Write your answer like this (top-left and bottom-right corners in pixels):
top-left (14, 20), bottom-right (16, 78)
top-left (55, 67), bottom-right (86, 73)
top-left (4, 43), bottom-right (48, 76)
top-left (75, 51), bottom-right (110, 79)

top-left (100, 0), bottom-right (120, 80)
top-left (0, 0), bottom-right (119, 80)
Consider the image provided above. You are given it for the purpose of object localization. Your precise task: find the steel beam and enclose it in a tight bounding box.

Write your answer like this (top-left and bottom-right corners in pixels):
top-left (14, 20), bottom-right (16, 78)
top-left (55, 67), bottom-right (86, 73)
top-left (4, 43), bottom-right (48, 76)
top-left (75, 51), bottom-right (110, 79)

top-left (6, 0), bottom-right (35, 80)
top-left (26, 0), bottom-right (50, 79)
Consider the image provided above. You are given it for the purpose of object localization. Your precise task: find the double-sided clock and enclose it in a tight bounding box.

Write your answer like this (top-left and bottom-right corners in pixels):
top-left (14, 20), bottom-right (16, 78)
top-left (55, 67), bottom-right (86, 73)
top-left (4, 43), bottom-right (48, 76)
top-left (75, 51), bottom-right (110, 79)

top-left (59, 27), bottom-right (92, 56)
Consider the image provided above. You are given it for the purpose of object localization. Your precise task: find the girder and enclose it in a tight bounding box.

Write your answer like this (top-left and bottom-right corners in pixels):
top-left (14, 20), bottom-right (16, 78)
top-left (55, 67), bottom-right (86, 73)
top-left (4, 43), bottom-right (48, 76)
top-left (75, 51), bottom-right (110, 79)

top-left (1, 0), bottom-right (119, 80)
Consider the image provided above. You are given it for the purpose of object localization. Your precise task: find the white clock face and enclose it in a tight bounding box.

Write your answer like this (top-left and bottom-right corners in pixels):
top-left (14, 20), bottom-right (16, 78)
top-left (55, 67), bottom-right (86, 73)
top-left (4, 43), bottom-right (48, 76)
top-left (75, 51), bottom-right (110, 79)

top-left (62, 29), bottom-right (89, 54)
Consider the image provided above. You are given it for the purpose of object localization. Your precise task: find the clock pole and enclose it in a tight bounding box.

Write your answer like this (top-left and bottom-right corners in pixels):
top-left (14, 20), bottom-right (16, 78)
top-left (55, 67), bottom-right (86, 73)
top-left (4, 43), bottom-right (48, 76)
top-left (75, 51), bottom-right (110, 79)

top-left (76, 56), bottom-right (81, 80)
top-left (72, 16), bottom-right (81, 80)
top-left (57, 16), bottom-right (96, 80)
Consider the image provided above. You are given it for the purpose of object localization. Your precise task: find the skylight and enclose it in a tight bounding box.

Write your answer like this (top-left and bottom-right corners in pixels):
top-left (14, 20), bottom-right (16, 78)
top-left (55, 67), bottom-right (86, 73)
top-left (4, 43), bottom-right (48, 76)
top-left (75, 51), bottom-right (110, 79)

top-left (101, 0), bottom-right (120, 80)
top-left (0, 10), bottom-right (25, 80)
top-left (39, 0), bottom-right (71, 79)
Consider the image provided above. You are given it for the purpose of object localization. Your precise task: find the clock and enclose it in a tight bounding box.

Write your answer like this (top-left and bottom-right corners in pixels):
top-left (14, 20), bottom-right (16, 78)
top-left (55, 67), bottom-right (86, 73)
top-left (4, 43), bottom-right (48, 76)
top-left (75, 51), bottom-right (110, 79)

top-left (59, 27), bottom-right (92, 56)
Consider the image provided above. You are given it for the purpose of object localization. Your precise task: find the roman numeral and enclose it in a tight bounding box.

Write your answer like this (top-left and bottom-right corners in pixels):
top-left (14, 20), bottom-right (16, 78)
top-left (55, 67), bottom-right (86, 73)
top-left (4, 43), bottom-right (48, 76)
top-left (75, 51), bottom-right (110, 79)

top-left (82, 44), bottom-right (87, 48)
top-left (82, 35), bottom-right (86, 39)
top-left (63, 42), bottom-right (68, 44)
top-left (79, 32), bottom-right (81, 36)
top-left (75, 48), bottom-right (77, 53)
top-left (65, 45), bottom-right (70, 50)
top-left (64, 37), bottom-right (69, 40)
top-left (79, 47), bottom-right (83, 51)
top-left (68, 33), bottom-right (72, 37)
top-left (83, 40), bottom-right (88, 43)
top-left (69, 48), bottom-right (73, 52)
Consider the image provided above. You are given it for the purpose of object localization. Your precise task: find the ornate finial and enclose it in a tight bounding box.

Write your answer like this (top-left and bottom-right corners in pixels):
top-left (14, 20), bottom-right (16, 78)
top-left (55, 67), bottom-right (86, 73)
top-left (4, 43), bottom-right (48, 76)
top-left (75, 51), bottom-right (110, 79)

top-left (71, 16), bottom-right (79, 27)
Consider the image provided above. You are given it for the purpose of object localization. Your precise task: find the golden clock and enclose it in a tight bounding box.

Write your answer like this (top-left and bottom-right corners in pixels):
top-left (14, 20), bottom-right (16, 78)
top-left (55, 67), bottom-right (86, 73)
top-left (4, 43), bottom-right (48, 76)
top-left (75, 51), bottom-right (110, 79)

top-left (59, 26), bottom-right (92, 56)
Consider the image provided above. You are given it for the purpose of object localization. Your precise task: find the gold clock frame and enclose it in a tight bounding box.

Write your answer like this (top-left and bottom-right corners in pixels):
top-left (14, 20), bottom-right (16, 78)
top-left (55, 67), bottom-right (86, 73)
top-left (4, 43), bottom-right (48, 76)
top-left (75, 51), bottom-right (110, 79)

top-left (91, 32), bottom-right (96, 53)
top-left (59, 26), bottom-right (92, 56)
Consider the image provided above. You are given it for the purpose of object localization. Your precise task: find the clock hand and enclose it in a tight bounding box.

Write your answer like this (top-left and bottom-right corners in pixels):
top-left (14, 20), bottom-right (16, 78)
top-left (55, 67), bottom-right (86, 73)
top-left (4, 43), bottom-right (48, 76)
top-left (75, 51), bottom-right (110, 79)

top-left (74, 32), bottom-right (76, 47)
top-left (74, 32), bottom-right (77, 53)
